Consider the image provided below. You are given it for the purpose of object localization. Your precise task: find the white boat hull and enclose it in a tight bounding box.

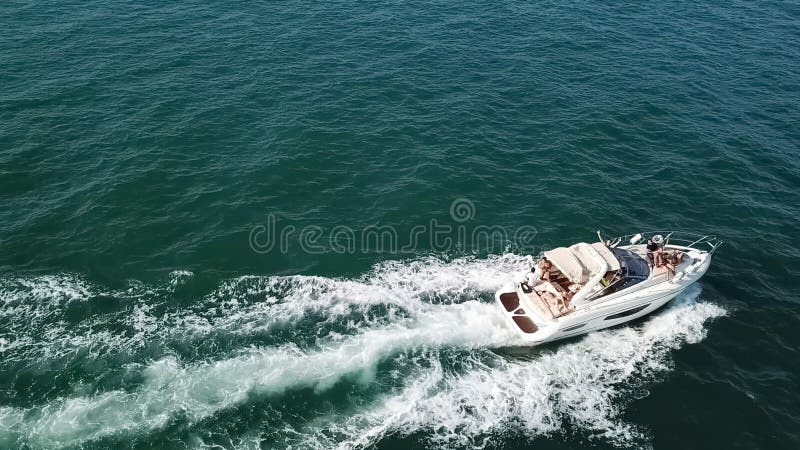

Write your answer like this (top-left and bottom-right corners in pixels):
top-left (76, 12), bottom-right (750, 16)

top-left (496, 237), bottom-right (716, 345)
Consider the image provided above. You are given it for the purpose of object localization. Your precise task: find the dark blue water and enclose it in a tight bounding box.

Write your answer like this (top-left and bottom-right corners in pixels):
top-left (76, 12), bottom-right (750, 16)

top-left (1, 1), bottom-right (799, 448)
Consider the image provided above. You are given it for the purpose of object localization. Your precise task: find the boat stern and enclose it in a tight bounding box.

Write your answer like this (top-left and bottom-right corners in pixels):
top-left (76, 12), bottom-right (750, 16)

top-left (495, 285), bottom-right (560, 343)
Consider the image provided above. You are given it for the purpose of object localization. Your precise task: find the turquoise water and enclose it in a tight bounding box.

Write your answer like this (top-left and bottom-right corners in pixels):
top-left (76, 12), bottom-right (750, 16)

top-left (1, 1), bottom-right (799, 448)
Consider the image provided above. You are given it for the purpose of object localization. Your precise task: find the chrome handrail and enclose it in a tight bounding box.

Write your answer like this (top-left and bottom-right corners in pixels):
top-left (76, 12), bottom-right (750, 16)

top-left (605, 231), bottom-right (723, 254)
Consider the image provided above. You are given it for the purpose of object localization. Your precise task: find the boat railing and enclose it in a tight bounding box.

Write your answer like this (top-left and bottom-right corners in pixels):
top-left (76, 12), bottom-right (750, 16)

top-left (606, 231), bottom-right (723, 254)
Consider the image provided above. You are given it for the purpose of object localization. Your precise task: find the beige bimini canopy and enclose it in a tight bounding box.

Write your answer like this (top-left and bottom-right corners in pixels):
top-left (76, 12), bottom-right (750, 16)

top-left (544, 242), bottom-right (620, 284)
top-left (591, 242), bottom-right (621, 272)
top-left (569, 243), bottom-right (605, 273)
top-left (543, 247), bottom-right (589, 283)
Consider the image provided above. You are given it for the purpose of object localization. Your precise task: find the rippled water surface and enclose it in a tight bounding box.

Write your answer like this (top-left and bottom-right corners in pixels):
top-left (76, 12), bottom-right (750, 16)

top-left (1, 1), bottom-right (799, 449)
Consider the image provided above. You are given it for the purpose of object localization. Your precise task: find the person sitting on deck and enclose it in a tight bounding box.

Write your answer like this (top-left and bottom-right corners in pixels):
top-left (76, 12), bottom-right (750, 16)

top-left (646, 239), bottom-right (659, 268)
top-left (541, 291), bottom-right (574, 315)
top-left (663, 253), bottom-right (675, 278)
top-left (536, 281), bottom-right (573, 314)
top-left (670, 249), bottom-right (685, 264)
top-left (653, 246), bottom-right (663, 268)
top-left (663, 249), bottom-right (685, 278)
top-left (538, 256), bottom-right (553, 281)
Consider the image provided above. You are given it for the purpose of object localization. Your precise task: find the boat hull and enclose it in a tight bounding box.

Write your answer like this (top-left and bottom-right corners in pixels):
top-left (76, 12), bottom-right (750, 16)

top-left (496, 241), bottom-right (713, 345)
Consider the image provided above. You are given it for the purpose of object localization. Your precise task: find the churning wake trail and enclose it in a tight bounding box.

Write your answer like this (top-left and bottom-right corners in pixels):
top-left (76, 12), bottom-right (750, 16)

top-left (0, 254), bottom-right (528, 365)
top-left (0, 254), bottom-right (725, 449)
top-left (0, 254), bottom-right (527, 448)
top-left (287, 285), bottom-right (726, 450)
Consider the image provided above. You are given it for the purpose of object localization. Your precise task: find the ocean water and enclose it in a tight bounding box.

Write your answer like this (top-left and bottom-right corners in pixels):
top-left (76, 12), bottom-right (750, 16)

top-left (1, 1), bottom-right (799, 449)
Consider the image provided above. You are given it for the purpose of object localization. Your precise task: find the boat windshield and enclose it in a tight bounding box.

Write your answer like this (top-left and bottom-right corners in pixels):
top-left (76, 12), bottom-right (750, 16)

top-left (611, 248), bottom-right (650, 289)
top-left (584, 247), bottom-right (651, 301)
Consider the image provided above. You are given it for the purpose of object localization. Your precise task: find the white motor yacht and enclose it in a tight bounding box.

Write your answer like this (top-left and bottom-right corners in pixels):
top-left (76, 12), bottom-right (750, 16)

top-left (495, 231), bottom-right (722, 344)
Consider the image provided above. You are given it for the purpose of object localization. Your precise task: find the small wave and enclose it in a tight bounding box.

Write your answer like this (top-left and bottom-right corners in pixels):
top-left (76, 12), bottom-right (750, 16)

top-left (0, 274), bottom-right (92, 307)
top-left (168, 269), bottom-right (195, 290)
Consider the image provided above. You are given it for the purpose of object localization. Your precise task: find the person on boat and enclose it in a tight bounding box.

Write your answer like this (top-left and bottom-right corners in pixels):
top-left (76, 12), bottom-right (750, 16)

top-left (646, 239), bottom-right (659, 267)
top-left (538, 256), bottom-right (553, 281)
top-left (663, 251), bottom-right (678, 278)
top-left (520, 267), bottom-right (537, 292)
top-left (537, 282), bottom-right (573, 315)
top-left (664, 249), bottom-right (685, 278)
top-left (653, 246), bottom-right (665, 268)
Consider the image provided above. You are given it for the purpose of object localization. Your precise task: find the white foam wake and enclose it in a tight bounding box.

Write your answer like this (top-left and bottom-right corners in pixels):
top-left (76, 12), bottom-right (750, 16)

top-left (0, 254), bottom-right (530, 363)
top-left (0, 253), bottom-right (529, 448)
top-left (289, 285), bottom-right (726, 449)
top-left (188, 253), bottom-right (529, 336)
top-left (4, 300), bottom-right (516, 448)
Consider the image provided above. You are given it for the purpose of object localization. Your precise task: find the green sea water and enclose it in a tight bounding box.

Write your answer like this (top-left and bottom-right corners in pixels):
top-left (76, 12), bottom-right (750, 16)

top-left (1, 1), bottom-right (799, 449)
